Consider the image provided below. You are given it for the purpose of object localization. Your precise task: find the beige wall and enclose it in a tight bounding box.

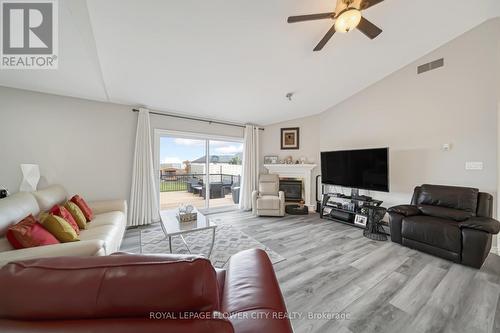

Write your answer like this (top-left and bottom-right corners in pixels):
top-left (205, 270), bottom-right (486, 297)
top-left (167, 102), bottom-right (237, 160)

top-left (0, 87), bottom-right (135, 201)
top-left (0, 87), bottom-right (243, 202)
top-left (260, 18), bottom-right (500, 212)
top-left (260, 114), bottom-right (320, 167)
top-left (319, 18), bottom-right (499, 208)
top-left (260, 114), bottom-right (321, 201)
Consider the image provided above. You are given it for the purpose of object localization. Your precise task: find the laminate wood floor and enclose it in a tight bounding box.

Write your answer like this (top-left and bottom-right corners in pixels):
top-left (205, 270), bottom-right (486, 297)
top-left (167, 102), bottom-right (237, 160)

top-left (121, 210), bottom-right (500, 333)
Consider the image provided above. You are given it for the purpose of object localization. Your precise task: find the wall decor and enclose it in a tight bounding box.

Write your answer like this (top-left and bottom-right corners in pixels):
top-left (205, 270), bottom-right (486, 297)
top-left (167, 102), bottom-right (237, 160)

top-left (19, 164), bottom-right (40, 192)
top-left (264, 155), bottom-right (278, 164)
top-left (281, 127), bottom-right (300, 150)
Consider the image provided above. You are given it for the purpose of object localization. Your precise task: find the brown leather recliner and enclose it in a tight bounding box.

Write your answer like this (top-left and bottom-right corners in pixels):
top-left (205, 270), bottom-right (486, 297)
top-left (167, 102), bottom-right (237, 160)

top-left (0, 249), bottom-right (293, 333)
top-left (388, 184), bottom-right (500, 268)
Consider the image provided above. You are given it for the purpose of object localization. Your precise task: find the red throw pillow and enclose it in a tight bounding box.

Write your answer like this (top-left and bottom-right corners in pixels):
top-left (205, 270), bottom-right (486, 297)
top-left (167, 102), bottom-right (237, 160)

top-left (49, 205), bottom-right (80, 234)
top-left (70, 195), bottom-right (93, 222)
top-left (6, 215), bottom-right (59, 249)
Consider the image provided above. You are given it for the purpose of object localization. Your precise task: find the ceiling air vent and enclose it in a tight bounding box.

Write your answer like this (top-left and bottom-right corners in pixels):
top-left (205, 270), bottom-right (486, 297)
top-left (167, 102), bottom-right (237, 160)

top-left (417, 58), bottom-right (444, 74)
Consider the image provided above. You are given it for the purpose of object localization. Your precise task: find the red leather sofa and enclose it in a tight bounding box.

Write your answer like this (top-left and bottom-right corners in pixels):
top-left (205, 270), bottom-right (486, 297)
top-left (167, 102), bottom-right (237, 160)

top-left (0, 249), bottom-right (293, 333)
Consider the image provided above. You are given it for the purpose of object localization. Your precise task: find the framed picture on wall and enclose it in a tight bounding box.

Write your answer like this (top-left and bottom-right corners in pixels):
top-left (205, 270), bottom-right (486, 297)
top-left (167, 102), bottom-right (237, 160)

top-left (264, 156), bottom-right (278, 164)
top-left (281, 127), bottom-right (300, 150)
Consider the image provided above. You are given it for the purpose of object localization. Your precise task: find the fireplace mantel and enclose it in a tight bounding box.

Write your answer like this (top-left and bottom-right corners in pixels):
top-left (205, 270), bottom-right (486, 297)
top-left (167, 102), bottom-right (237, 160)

top-left (264, 164), bottom-right (317, 209)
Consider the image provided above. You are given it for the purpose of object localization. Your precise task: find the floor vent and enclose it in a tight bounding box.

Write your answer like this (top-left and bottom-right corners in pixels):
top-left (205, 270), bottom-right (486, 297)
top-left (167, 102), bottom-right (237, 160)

top-left (417, 58), bottom-right (444, 74)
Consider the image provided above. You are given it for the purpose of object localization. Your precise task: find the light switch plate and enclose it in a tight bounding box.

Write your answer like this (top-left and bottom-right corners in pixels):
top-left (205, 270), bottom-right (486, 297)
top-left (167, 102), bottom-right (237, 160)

top-left (465, 162), bottom-right (483, 170)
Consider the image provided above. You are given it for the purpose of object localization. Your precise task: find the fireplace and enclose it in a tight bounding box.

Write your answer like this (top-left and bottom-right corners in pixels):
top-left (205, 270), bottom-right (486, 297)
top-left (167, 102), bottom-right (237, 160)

top-left (279, 179), bottom-right (303, 202)
top-left (264, 164), bottom-right (317, 209)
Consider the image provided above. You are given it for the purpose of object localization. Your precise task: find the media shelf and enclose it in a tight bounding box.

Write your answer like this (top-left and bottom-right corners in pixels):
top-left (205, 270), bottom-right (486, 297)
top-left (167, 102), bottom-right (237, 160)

top-left (319, 193), bottom-right (389, 233)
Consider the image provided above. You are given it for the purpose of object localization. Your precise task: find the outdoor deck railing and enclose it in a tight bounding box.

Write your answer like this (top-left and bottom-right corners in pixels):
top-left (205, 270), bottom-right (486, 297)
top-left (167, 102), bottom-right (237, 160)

top-left (159, 173), bottom-right (240, 192)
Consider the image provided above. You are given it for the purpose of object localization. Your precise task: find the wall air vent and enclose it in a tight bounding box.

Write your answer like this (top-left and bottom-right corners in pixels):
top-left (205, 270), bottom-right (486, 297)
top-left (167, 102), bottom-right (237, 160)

top-left (417, 58), bottom-right (444, 74)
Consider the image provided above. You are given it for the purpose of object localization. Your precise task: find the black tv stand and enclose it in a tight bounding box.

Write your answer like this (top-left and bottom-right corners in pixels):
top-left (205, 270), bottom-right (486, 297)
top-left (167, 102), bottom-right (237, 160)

top-left (320, 192), bottom-right (388, 233)
top-left (349, 188), bottom-right (372, 202)
top-left (352, 194), bottom-right (373, 201)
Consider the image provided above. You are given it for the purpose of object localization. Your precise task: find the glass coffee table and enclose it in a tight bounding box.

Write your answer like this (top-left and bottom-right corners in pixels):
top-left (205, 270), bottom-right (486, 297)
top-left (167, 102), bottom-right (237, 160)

top-left (159, 209), bottom-right (217, 258)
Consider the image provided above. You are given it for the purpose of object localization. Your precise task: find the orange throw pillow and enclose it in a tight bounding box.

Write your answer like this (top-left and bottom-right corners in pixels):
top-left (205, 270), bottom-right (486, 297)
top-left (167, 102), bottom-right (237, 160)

top-left (49, 205), bottom-right (80, 235)
top-left (6, 215), bottom-right (59, 249)
top-left (70, 195), bottom-right (93, 222)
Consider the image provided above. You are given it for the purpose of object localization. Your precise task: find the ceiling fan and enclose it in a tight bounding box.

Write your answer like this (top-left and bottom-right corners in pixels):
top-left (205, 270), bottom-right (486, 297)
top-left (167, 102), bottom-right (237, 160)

top-left (287, 0), bottom-right (384, 51)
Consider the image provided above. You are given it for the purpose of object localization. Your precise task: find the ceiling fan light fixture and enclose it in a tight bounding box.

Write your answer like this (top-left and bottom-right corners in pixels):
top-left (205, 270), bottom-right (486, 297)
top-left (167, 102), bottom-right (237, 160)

top-left (334, 8), bottom-right (362, 33)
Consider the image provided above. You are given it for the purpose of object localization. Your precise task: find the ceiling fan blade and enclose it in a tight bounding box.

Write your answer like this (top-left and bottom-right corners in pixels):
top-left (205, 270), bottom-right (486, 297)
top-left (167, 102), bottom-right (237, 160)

top-left (357, 16), bottom-right (382, 39)
top-left (360, 0), bottom-right (384, 10)
top-left (287, 12), bottom-right (334, 23)
top-left (313, 25), bottom-right (336, 51)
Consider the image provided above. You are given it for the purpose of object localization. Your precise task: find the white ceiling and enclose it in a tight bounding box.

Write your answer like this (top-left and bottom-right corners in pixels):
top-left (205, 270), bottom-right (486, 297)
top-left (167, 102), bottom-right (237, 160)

top-left (1, 0), bottom-right (499, 125)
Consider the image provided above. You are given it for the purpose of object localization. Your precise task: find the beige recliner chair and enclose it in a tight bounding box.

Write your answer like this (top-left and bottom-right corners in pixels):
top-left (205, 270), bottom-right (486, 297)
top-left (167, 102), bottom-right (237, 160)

top-left (252, 174), bottom-right (285, 217)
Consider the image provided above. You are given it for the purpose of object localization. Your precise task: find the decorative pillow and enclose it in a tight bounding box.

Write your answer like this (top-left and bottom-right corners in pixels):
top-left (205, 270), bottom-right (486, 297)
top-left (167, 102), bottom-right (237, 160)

top-left (6, 215), bottom-right (59, 249)
top-left (49, 205), bottom-right (80, 234)
top-left (70, 195), bottom-right (93, 221)
top-left (39, 213), bottom-right (80, 243)
top-left (64, 201), bottom-right (87, 229)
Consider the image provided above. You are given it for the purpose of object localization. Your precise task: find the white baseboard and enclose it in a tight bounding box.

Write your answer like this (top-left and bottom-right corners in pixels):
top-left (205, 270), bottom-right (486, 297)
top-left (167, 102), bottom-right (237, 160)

top-left (490, 246), bottom-right (499, 255)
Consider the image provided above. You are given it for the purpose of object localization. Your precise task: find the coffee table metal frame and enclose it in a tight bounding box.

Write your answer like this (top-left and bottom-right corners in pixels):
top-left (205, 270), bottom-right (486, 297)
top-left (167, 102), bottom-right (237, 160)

top-left (159, 210), bottom-right (216, 258)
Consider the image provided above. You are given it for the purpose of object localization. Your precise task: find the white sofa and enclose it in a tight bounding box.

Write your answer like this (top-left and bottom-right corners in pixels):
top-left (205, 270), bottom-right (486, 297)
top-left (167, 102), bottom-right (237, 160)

top-left (0, 185), bottom-right (127, 267)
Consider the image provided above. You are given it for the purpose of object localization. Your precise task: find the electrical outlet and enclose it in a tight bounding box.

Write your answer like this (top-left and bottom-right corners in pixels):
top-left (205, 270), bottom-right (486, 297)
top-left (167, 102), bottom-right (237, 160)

top-left (465, 162), bottom-right (483, 170)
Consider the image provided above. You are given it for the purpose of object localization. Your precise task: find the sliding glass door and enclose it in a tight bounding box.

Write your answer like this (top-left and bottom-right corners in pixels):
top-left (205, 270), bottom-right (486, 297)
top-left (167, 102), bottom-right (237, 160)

top-left (208, 140), bottom-right (242, 208)
top-left (154, 130), bottom-right (242, 211)
top-left (157, 135), bottom-right (207, 210)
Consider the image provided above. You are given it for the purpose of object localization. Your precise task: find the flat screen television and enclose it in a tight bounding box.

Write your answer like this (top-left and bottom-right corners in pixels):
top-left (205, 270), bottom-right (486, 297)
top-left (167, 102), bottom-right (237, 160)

top-left (321, 148), bottom-right (389, 192)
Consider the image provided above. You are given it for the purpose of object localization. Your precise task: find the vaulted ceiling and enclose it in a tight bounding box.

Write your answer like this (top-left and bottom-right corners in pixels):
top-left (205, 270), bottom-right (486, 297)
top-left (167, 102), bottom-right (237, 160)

top-left (1, 0), bottom-right (499, 125)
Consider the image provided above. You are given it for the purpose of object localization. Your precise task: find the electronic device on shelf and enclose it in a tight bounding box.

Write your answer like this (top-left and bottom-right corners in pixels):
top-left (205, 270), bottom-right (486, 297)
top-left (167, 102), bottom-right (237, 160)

top-left (320, 192), bottom-right (387, 234)
top-left (320, 147), bottom-right (389, 197)
top-left (316, 148), bottom-right (388, 233)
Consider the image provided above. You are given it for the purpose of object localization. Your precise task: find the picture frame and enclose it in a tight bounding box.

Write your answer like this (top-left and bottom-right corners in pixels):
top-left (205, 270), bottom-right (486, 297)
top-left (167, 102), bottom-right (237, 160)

top-left (280, 127), bottom-right (300, 150)
top-left (264, 155), bottom-right (279, 164)
top-left (354, 214), bottom-right (368, 227)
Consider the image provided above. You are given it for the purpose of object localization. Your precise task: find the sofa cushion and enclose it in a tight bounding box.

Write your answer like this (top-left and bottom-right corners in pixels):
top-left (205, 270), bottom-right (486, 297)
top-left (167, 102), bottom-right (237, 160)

top-left (6, 215), bottom-right (59, 249)
top-left (0, 237), bottom-right (14, 252)
top-left (0, 254), bottom-right (220, 320)
top-left (256, 196), bottom-right (280, 210)
top-left (222, 249), bottom-right (287, 314)
top-left (80, 210), bottom-right (125, 254)
top-left (0, 240), bottom-right (106, 268)
top-left (258, 175), bottom-right (279, 195)
top-left (79, 224), bottom-right (123, 254)
top-left (222, 249), bottom-right (292, 332)
top-left (39, 213), bottom-right (79, 243)
top-left (0, 192), bottom-right (40, 237)
top-left (402, 215), bottom-right (461, 253)
top-left (259, 183), bottom-right (278, 196)
top-left (64, 201), bottom-right (87, 230)
top-left (418, 204), bottom-right (472, 222)
top-left (32, 185), bottom-right (68, 212)
top-left (49, 205), bottom-right (80, 234)
top-left (416, 184), bottom-right (478, 214)
top-left (89, 212), bottom-right (125, 228)
top-left (0, 318), bottom-right (235, 333)
top-left (71, 195), bottom-right (94, 222)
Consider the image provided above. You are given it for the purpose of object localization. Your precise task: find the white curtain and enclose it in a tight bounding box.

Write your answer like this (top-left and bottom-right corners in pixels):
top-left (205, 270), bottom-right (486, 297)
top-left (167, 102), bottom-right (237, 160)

top-left (129, 108), bottom-right (160, 226)
top-left (239, 125), bottom-right (260, 210)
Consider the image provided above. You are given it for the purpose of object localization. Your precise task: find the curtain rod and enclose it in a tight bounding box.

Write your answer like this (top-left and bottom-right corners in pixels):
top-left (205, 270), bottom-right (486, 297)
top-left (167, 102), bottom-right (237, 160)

top-left (132, 108), bottom-right (264, 131)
